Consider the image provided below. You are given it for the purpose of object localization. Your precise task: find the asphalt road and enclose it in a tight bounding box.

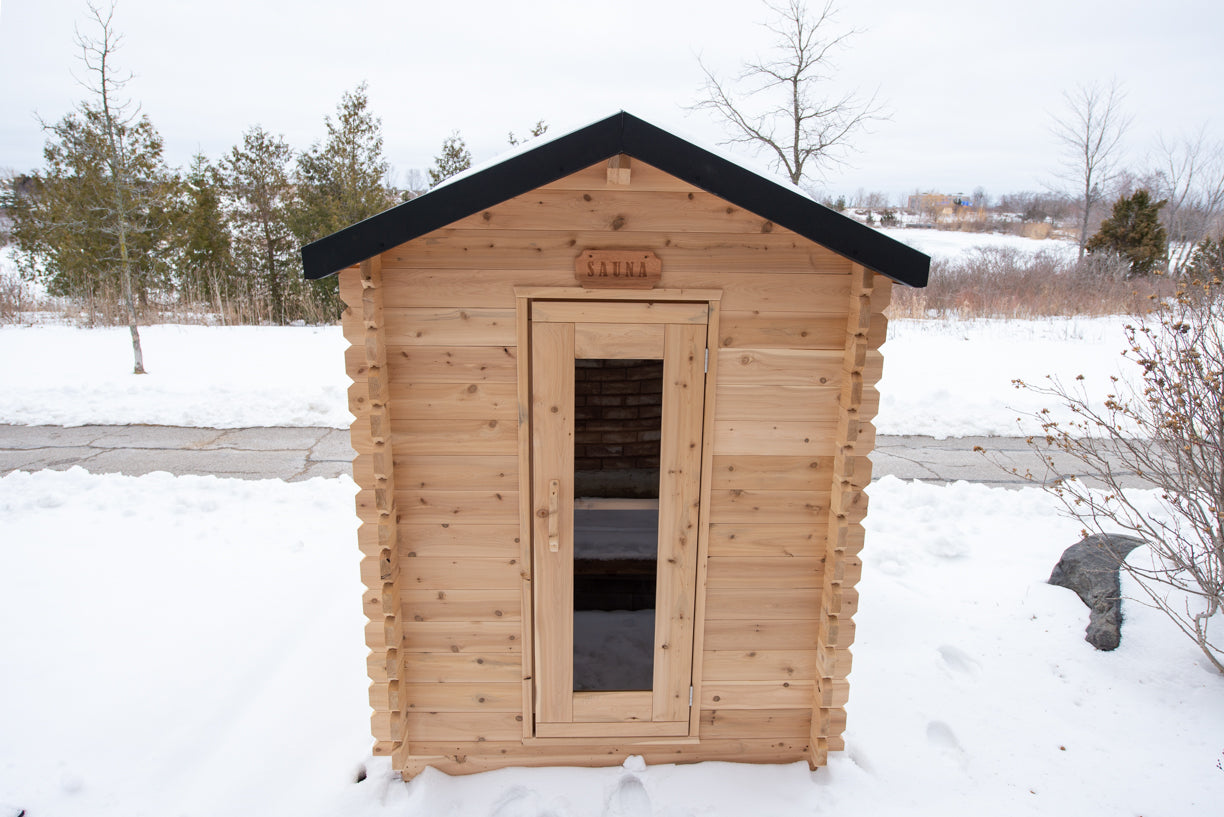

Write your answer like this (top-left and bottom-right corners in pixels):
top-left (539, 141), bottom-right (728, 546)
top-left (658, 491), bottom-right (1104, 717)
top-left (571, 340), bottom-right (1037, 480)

top-left (0, 424), bottom-right (1155, 488)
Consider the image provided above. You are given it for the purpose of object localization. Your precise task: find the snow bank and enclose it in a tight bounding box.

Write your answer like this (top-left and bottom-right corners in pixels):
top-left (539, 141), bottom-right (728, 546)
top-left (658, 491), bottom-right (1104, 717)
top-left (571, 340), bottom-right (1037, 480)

top-left (0, 316), bottom-right (1144, 439)
top-left (0, 324), bottom-right (351, 428)
top-left (2, 469), bottom-right (1221, 816)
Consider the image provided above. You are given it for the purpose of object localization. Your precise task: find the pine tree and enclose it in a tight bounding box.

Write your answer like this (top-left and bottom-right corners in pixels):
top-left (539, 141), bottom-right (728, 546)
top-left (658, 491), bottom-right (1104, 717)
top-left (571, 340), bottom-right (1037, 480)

top-left (293, 82), bottom-right (395, 243)
top-left (1185, 237), bottom-right (1224, 285)
top-left (427, 131), bottom-right (472, 187)
top-left (218, 126), bottom-right (301, 324)
top-left (172, 154), bottom-right (234, 319)
top-left (1086, 189), bottom-right (1169, 277)
top-left (507, 119), bottom-right (549, 146)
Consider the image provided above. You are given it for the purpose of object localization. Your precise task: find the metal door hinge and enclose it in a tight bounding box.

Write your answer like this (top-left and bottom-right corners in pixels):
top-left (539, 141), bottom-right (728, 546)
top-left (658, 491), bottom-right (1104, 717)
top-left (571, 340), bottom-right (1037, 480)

top-left (704, 348), bottom-right (709, 373)
top-left (689, 685), bottom-right (694, 706)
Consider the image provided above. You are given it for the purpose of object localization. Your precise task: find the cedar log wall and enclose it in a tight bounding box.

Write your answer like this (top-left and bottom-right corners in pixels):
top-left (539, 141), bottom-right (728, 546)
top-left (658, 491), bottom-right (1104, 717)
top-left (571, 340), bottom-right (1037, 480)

top-left (339, 159), bottom-right (891, 777)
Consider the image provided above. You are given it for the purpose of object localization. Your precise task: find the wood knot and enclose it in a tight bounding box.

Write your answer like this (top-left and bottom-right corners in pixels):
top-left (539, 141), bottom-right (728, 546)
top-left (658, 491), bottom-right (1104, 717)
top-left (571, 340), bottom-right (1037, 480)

top-left (611, 215), bottom-right (626, 231)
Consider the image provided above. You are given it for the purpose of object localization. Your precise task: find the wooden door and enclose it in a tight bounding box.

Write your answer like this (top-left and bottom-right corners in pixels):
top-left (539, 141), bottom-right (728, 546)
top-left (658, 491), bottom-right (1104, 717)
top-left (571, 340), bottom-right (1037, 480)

top-left (530, 300), bottom-right (708, 738)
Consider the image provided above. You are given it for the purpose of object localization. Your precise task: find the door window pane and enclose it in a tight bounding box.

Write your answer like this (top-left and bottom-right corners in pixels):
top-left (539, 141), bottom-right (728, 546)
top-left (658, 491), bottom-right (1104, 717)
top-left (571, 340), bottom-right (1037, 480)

top-left (571, 359), bottom-right (662, 691)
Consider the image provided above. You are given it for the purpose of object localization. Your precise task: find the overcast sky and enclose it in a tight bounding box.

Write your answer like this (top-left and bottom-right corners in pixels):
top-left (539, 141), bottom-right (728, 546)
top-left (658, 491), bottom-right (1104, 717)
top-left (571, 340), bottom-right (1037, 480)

top-left (2, 0), bottom-right (1222, 202)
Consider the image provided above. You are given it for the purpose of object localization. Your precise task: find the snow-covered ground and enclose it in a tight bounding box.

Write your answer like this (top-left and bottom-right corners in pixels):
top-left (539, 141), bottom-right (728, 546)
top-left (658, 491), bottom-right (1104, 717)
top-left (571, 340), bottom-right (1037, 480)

top-left (877, 226), bottom-right (1077, 263)
top-left (0, 316), bottom-right (1132, 439)
top-left (2, 468), bottom-right (1221, 816)
top-left (3, 261), bottom-right (1219, 815)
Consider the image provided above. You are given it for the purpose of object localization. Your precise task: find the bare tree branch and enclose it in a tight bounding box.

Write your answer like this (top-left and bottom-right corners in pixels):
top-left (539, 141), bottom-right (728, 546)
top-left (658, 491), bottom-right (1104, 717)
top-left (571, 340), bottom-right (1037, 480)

top-left (692, 0), bottom-right (885, 186)
top-left (1050, 79), bottom-right (1131, 260)
top-left (1153, 129), bottom-right (1224, 273)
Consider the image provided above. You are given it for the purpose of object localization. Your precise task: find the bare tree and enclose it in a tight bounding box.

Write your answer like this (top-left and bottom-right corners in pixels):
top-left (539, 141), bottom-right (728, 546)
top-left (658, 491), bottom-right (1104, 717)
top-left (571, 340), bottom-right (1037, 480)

top-left (693, 0), bottom-right (883, 187)
top-left (1006, 282), bottom-right (1224, 673)
top-left (1050, 80), bottom-right (1131, 260)
top-left (1152, 129), bottom-right (1224, 273)
top-left (67, 2), bottom-right (149, 372)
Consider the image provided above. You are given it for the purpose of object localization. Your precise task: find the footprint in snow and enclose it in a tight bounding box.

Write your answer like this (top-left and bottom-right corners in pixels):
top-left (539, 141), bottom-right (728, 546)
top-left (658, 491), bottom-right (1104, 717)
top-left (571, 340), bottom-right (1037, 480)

top-left (490, 785), bottom-right (559, 817)
top-left (603, 774), bottom-right (652, 817)
top-left (926, 721), bottom-right (967, 766)
top-left (936, 644), bottom-right (981, 678)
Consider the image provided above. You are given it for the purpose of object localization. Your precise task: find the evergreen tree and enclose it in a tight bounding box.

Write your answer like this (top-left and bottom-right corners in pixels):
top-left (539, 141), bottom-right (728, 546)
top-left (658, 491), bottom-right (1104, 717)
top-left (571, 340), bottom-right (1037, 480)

top-left (293, 82), bottom-right (395, 243)
top-left (291, 83), bottom-right (395, 320)
top-left (1185, 237), bottom-right (1223, 285)
top-left (1086, 189), bottom-right (1169, 277)
top-left (217, 126), bottom-right (301, 324)
top-left (507, 119), bottom-right (549, 146)
top-left (427, 131), bottom-right (472, 187)
top-left (172, 154), bottom-right (234, 319)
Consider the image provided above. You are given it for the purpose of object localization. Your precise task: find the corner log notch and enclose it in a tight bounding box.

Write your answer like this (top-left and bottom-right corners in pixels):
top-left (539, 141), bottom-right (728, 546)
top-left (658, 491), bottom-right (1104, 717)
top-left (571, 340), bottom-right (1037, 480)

top-left (341, 255), bottom-right (409, 766)
top-left (811, 264), bottom-right (887, 766)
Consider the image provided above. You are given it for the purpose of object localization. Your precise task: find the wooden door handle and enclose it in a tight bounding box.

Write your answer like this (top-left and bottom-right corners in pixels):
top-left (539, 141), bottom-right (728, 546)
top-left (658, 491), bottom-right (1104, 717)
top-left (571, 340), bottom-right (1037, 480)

top-left (548, 479), bottom-right (560, 552)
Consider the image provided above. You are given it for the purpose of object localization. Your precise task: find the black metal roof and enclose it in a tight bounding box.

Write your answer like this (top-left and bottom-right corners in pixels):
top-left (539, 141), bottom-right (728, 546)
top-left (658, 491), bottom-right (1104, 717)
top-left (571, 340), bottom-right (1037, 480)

top-left (300, 111), bottom-right (929, 286)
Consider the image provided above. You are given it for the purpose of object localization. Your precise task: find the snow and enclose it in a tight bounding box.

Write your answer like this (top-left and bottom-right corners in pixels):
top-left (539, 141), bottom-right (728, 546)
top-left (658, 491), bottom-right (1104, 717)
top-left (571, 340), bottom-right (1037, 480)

top-left (0, 316), bottom-right (1140, 439)
top-left (877, 316), bottom-right (1135, 438)
top-left (877, 226), bottom-right (1079, 262)
top-left (0, 324), bottom-right (352, 428)
top-left (2, 468), bottom-right (1222, 816)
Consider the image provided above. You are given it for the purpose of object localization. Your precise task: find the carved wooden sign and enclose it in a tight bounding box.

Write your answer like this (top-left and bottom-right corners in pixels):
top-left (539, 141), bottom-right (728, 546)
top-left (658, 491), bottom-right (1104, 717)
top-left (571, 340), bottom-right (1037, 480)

top-left (575, 250), bottom-right (661, 289)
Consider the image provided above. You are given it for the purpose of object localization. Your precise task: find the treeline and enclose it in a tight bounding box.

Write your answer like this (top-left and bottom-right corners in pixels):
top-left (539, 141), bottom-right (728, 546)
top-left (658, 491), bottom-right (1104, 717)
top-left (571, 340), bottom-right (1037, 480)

top-left (3, 81), bottom-right (436, 325)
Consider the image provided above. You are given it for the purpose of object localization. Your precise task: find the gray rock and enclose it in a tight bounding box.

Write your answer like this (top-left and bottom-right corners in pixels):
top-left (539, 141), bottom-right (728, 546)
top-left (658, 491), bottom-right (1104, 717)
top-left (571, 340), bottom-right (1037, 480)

top-left (1049, 534), bottom-right (1146, 651)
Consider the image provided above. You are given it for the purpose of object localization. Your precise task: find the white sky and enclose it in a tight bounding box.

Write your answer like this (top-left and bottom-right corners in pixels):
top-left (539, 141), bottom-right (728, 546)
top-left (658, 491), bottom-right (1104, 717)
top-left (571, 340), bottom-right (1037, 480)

top-left (2, 0), bottom-right (1222, 202)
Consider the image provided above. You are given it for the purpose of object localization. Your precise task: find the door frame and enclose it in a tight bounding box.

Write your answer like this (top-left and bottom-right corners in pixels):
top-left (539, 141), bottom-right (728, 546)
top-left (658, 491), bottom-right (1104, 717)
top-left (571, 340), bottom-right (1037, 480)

top-left (514, 287), bottom-right (722, 741)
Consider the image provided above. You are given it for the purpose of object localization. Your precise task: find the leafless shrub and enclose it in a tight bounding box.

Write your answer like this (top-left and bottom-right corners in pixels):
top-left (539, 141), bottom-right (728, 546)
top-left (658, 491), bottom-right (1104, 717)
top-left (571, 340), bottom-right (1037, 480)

top-left (890, 246), bottom-right (1168, 320)
top-left (1009, 279), bottom-right (1224, 672)
top-left (0, 272), bottom-right (32, 322)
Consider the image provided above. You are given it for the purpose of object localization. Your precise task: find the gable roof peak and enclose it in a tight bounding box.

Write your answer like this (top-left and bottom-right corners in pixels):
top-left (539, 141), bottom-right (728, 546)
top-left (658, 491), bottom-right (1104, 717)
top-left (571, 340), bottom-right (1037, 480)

top-left (301, 110), bottom-right (928, 287)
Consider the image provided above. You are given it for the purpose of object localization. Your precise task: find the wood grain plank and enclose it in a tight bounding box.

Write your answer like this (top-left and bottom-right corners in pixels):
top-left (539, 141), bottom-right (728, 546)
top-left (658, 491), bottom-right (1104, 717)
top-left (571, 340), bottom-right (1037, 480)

top-left (402, 589), bottom-right (522, 622)
top-left (396, 490), bottom-right (520, 525)
top-left (703, 588), bottom-right (821, 621)
top-left (390, 382), bottom-right (517, 419)
top-left (398, 523), bottom-right (521, 558)
top-left (400, 556), bottom-right (522, 590)
top-left (653, 323), bottom-right (706, 723)
top-left (388, 419), bottom-right (518, 456)
top-left (709, 489), bottom-right (829, 524)
top-left (383, 308), bottom-right (516, 346)
top-left (703, 619), bottom-right (819, 650)
top-left (400, 683), bottom-right (522, 712)
top-left (401, 621), bottom-right (523, 653)
top-left (701, 650), bottom-right (818, 682)
top-left (404, 712), bottom-right (524, 743)
top-left (385, 345), bottom-right (518, 382)
top-left (700, 681), bottom-right (815, 710)
top-left (531, 321), bottom-right (576, 724)
top-left (705, 556), bottom-right (824, 589)
top-left (400, 652), bottom-right (524, 684)
top-left (707, 523), bottom-right (824, 558)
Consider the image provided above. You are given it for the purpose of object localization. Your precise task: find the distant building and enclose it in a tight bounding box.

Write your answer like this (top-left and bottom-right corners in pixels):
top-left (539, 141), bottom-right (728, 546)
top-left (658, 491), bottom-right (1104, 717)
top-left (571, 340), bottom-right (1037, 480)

top-left (907, 192), bottom-right (971, 217)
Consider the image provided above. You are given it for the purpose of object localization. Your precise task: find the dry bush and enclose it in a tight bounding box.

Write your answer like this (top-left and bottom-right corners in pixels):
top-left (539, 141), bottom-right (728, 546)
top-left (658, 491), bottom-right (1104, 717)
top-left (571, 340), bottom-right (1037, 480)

top-left (890, 246), bottom-right (1173, 320)
top-left (0, 272), bottom-right (32, 322)
top-left (1011, 279), bottom-right (1224, 672)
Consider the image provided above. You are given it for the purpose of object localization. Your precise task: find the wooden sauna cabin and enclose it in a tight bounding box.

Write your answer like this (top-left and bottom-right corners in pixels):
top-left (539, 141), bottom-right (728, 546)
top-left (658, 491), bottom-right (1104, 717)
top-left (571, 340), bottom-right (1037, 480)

top-left (301, 111), bottom-right (930, 778)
